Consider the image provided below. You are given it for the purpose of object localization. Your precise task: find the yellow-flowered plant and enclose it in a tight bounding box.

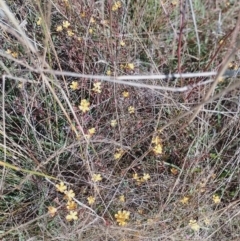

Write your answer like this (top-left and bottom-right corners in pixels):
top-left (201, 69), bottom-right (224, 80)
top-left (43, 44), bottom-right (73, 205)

top-left (63, 20), bottom-right (70, 28)
top-left (87, 196), bottom-right (95, 205)
top-left (48, 206), bottom-right (57, 217)
top-left (180, 196), bottom-right (189, 204)
top-left (70, 81), bottom-right (79, 90)
top-left (142, 173), bottom-right (150, 181)
top-left (128, 106), bottom-right (135, 114)
top-left (92, 174), bottom-right (102, 182)
top-left (112, 1), bottom-right (122, 11)
top-left (122, 91), bottom-right (129, 98)
top-left (56, 25), bottom-right (63, 32)
top-left (56, 182), bottom-right (67, 193)
top-left (67, 30), bottom-right (74, 36)
top-left (66, 200), bottom-right (77, 210)
top-left (79, 99), bottom-right (90, 113)
top-left (66, 211), bottom-right (78, 221)
top-left (106, 69), bottom-right (111, 76)
top-left (126, 63), bottom-right (134, 70)
top-left (88, 128), bottom-right (96, 135)
top-left (64, 190), bottom-right (75, 200)
top-left (37, 17), bottom-right (42, 25)
top-left (120, 40), bottom-right (125, 46)
top-left (115, 210), bottom-right (130, 226)
top-left (114, 149), bottom-right (124, 160)
top-left (92, 82), bottom-right (102, 93)
top-left (189, 219), bottom-right (200, 231)
top-left (213, 194), bottom-right (221, 204)
top-left (119, 195), bottom-right (125, 203)
top-left (110, 119), bottom-right (117, 127)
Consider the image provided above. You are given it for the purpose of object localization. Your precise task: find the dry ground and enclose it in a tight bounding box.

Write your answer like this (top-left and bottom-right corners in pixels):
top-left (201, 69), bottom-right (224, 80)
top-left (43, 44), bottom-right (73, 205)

top-left (0, 0), bottom-right (240, 240)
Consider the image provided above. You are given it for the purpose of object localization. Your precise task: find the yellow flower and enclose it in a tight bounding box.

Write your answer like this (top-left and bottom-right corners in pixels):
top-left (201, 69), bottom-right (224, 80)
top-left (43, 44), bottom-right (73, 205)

top-left (133, 173), bottom-right (139, 180)
top-left (63, 20), bottom-right (70, 28)
top-left (114, 149), bottom-right (123, 160)
top-left (66, 200), bottom-right (77, 210)
top-left (112, 1), bottom-right (121, 11)
top-left (151, 136), bottom-right (161, 145)
top-left (92, 82), bottom-right (102, 93)
top-left (180, 196), bottom-right (189, 204)
top-left (119, 195), bottom-right (125, 203)
top-left (92, 174), bottom-right (102, 182)
top-left (66, 211), bottom-right (78, 221)
top-left (189, 219), bottom-right (200, 231)
top-left (56, 182), bottom-right (67, 193)
top-left (106, 69), bottom-right (111, 76)
top-left (64, 190), bottom-right (75, 200)
top-left (153, 143), bottom-right (163, 155)
top-left (79, 99), bottom-right (90, 113)
top-left (110, 119), bottom-right (117, 127)
top-left (87, 196), bottom-right (95, 205)
top-left (170, 167), bottom-right (178, 175)
top-left (204, 218), bottom-right (210, 225)
top-left (67, 30), bottom-right (74, 36)
top-left (142, 173), bottom-right (150, 181)
top-left (171, 0), bottom-right (178, 5)
top-left (48, 206), bottom-right (57, 217)
top-left (213, 194), bottom-right (221, 204)
top-left (90, 17), bottom-right (95, 23)
top-left (37, 17), bottom-right (42, 25)
top-left (6, 49), bottom-right (12, 54)
top-left (11, 52), bottom-right (18, 58)
top-left (88, 127), bottom-right (96, 135)
top-left (115, 210), bottom-right (130, 226)
top-left (126, 63), bottom-right (134, 70)
top-left (70, 81), bottom-right (79, 90)
top-left (128, 106), bottom-right (135, 114)
top-left (56, 25), bottom-right (63, 32)
top-left (89, 28), bottom-right (93, 34)
top-left (120, 40), bottom-right (125, 46)
top-left (122, 91), bottom-right (129, 98)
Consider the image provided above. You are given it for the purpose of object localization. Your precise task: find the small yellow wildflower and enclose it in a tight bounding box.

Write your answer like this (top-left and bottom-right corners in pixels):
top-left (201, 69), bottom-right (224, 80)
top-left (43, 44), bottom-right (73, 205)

top-left (70, 81), bottom-right (79, 90)
top-left (90, 17), bottom-right (95, 23)
top-left (110, 119), bottom-right (117, 127)
top-left (119, 195), bottom-right (125, 203)
top-left (80, 12), bottom-right (86, 18)
top-left (189, 219), bottom-right (200, 231)
top-left (122, 91), bottom-right (129, 98)
top-left (88, 127), bottom-right (96, 135)
top-left (126, 63), bottom-right (134, 70)
top-left (153, 143), bottom-right (163, 155)
top-left (170, 167), bottom-right (178, 175)
top-left (48, 206), bottom-right (57, 217)
top-left (56, 25), bottom-right (63, 32)
top-left (128, 106), bottom-right (135, 114)
top-left (87, 196), bottom-right (95, 205)
top-left (114, 149), bottom-right (123, 160)
top-left (106, 69), bottom-right (111, 76)
top-left (11, 52), bottom-right (18, 58)
top-left (77, 37), bottom-right (82, 41)
top-left (66, 211), bottom-right (78, 221)
top-left (115, 210), bottom-right (130, 226)
top-left (79, 99), bottom-right (90, 113)
top-left (67, 30), bottom-right (74, 36)
top-left (213, 194), bottom-right (221, 204)
top-left (120, 40), bottom-right (125, 46)
top-left (56, 182), bottom-right (67, 193)
top-left (64, 190), bottom-right (75, 200)
top-left (171, 0), bottom-right (178, 6)
top-left (92, 174), bottom-right (102, 182)
top-left (92, 82), bottom-right (102, 93)
top-left (63, 20), bottom-right (70, 28)
top-left (204, 218), bottom-right (210, 225)
top-left (152, 136), bottom-right (161, 145)
top-left (142, 173), bottom-right (150, 181)
top-left (112, 1), bottom-right (122, 11)
top-left (89, 28), bottom-right (93, 34)
top-left (37, 17), bottom-right (42, 25)
top-left (66, 200), bottom-right (77, 210)
top-left (180, 196), bottom-right (189, 204)
top-left (217, 77), bottom-right (224, 82)
top-left (133, 173), bottom-right (139, 180)
top-left (6, 49), bottom-right (12, 54)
